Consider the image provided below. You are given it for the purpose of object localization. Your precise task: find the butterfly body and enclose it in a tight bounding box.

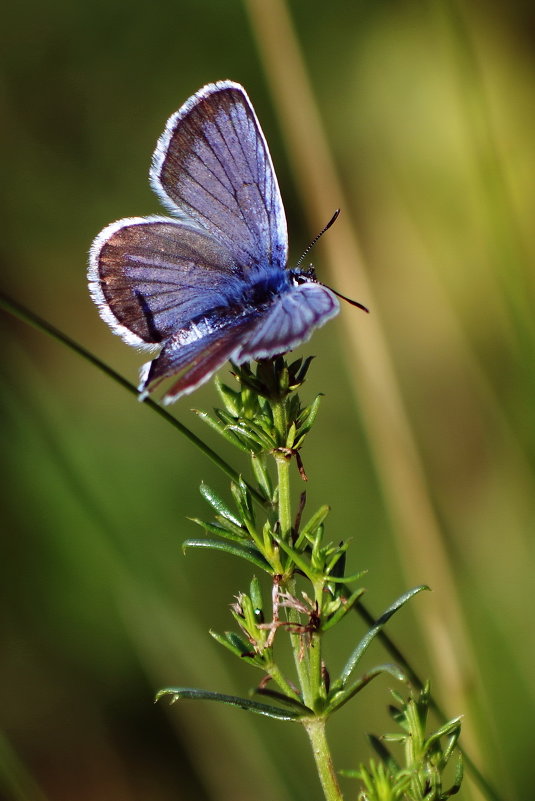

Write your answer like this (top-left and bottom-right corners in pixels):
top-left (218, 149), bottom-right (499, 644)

top-left (89, 81), bottom-right (340, 403)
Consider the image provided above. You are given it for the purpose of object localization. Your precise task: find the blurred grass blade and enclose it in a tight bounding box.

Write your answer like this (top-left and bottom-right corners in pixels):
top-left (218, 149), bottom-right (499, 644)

top-left (0, 730), bottom-right (50, 801)
top-left (0, 290), bottom-right (264, 503)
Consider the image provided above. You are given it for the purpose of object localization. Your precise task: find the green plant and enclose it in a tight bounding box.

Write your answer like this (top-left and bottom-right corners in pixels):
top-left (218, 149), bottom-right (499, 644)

top-left (1, 292), bottom-right (508, 801)
top-left (155, 357), bottom-right (441, 801)
top-left (344, 683), bottom-right (463, 800)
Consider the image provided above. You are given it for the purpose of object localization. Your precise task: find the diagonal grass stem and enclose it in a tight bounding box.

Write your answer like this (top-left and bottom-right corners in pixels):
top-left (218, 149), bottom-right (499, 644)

top-left (0, 290), bottom-right (264, 504)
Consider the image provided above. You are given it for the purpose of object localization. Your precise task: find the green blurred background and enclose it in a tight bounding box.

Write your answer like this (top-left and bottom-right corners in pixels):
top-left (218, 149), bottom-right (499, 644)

top-left (1, 1), bottom-right (534, 799)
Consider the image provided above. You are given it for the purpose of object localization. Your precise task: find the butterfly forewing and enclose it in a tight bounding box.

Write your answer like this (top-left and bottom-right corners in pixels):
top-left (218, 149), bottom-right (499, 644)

top-left (89, 216), bottom-right (244, 347)
top-left (150, 81), bottom-right (288, 273)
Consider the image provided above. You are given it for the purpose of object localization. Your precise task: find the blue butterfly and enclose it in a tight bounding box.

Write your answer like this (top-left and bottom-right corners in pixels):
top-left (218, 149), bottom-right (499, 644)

top-left (88, 80), bottom-right (364, 404)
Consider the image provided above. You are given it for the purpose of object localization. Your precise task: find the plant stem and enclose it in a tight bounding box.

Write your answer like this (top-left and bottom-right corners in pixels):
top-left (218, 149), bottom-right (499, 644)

top-left (274, 446), bottom-right (310, 694)
top-left (275, 451), bottom-right (292, 539)
top-left (303, 718), bottom-right (344, 801)
top-left (271, 398), bottom-right (316, 707)
top-left (266, 663), bottom-right (303, 704)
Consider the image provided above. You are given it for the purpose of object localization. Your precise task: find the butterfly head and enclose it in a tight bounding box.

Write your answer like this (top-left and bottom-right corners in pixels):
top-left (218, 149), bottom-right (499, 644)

top-left (289, 264), bottom-right (319, 285)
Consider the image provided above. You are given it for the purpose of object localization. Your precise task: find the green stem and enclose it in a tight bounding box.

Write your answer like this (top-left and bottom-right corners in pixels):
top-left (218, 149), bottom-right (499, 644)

top-left (270, 395), bottom-right (286, 442)
top-left (274, 446), bottom-right (310, 694)
top-left (283, 575), bottom-right (314, 708)
top-left (275, 452), bottom-right (292, 540)
top-left (271, 391), bottom-right (291, 539)
top-left (303, 718), bottom-right (344, 801)
top-left (272, 400), bottom-right (315, 706)
top-left (271, 393), bottom-right (292, 544)
top-left (308, 631), bottom-right (323, 710)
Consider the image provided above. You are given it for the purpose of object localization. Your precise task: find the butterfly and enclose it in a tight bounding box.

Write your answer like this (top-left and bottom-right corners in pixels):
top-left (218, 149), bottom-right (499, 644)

top-left (88, 80), bottom-right (365, 404)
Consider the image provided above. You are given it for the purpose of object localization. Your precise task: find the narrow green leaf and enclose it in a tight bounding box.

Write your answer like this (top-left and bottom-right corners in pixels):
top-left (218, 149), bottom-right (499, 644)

top-left (287, 394), bottom-right (300, 423)
top-left (272, 534), bottom-right (313, 579)
top-left (293, 355), bottom-right (314, 385)
top-left (328, 664), bottom-right (406, 714)
top-left (227, 421), bottom-right (276, 450)
top-left (214, 408), bottom-right (239, 426)
top-left (199, 483), bottom-right (241, 525)
top-left (188, 517), bottom-right (247, 543)
top-left (431, 715), bottom-right (463, 744)
top-left (224, 427), bottom-right (265, 452)
top-left (321, 588), bottom-right (366, 632)
top-left (249, 576), bottom-right (263, 613)
top-left (426, 716), bottom-right (463, 759)
top-left (296, 394), bottom-right (322, 437)
top-left (339, 586), bottom-right (429, 685)
top-left (230, 479), bottom-right (255, 529)
top-left (214, 514), bottom-right (250, 539)
top-left (255, 688), bottom-right (313, 715)
top-left (182, 539), bottom-right (270, 571)
top-left (209, 630), bottom-right (264, 666)
top-left (156, 687), bottom-right (302, 721)
top-left (323, 571), bottom-right (367, 584)
top-left (325, 543), bottom-right (348, 579)
top-left (251, 454), bottom-right (273, 501)
top-left (285, 421), bottom-right (297, 449)
top-left (447, 756), bottom-right (464, 797)
top-left (194, 410), bottom-right (251, 452)
top-left (209, 630), bottom-right (251, 658)
top-left (214, 378), bottom-right (240, 416)
top-left (215, 411), bottom-right (267, 451)
top-left (295, 505), bottom-right (331, 548)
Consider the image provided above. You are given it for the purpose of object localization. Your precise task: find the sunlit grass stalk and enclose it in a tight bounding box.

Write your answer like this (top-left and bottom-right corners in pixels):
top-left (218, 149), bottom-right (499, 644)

top-left (435, 0), bottom-right (535, 349)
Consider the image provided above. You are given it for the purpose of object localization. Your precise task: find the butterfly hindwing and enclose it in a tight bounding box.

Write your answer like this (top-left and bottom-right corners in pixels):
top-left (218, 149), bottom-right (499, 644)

top-left (139, 313), bottom-right (260, 402)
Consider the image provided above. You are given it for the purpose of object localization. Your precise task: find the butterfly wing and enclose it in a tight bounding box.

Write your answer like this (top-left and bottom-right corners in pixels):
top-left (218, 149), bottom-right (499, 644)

top-left (138, 312), bottom-right (261, 403)
top-left (237, 282), bottom-right (340, 363)
top-left (150, 80), bottom-right (288, 272)
top-left (88, 81), bottom-right (342, 404)
top-left (89, 216), bottom-right (246, 349)
top-left (135, 280), bottom-right (339, 403)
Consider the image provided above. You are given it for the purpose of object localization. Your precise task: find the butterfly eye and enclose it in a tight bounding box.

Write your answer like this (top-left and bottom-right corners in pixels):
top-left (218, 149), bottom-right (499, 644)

top-left (295, 266), bottom-right (317, 283)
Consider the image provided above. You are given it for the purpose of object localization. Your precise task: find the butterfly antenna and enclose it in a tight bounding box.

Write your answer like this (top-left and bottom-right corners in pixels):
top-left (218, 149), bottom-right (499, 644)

top-left (295, 209), bottom-right (369, 313)
top-left (328, 286), bottom-right (369, 313)
top-left (294, 209), bottom-right (341, 270)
